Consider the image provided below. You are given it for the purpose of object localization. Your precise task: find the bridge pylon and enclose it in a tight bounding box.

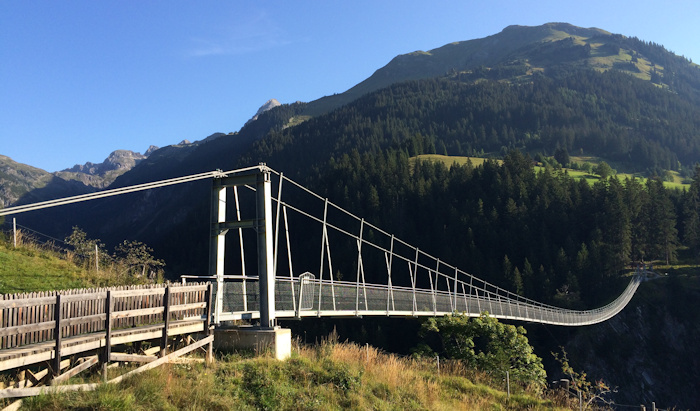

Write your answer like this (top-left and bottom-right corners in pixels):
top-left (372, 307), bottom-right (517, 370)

top-left (208, 164), bottom-right (276, 328)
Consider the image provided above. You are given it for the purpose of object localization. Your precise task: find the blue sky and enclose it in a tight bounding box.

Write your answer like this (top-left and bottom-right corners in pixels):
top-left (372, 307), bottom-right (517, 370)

top-left (2, 1), bottom-right (699, 172)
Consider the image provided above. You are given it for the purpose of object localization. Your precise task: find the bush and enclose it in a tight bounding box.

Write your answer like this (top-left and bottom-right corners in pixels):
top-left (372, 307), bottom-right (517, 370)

top-left (421, 312), bottom-right (547, 391)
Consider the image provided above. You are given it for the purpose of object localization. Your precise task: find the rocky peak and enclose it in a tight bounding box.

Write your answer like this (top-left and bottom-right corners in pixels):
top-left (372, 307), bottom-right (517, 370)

top-left (63, 150), bottom-right (147, 176)
top-left (144, 145), bottom-right (159, 156)
top-left (245, 98), bottom-right (282, 126)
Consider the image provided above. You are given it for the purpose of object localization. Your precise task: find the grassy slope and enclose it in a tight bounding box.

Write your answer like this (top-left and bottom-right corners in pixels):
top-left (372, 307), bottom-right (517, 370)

top-left (0, 238), bottom-right (140, 294)
top-left (0, 241), bottom-right (93, 293)
top-left (18, 342), bottom-right (567, 411)
top-left (414, 154), bottom-right (690, 189)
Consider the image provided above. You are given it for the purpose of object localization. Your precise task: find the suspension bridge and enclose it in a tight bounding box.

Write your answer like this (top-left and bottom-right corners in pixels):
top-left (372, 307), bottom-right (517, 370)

top-left (0, 164), bottom-right (644, 328)
top-left (0, 164), bottom-right (645, 397)
top-left (191, 164), bottom-right (643, 327)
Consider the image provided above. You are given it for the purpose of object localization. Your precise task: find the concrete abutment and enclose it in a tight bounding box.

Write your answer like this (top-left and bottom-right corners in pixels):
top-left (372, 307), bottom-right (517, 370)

top-left (213, 326), bottom-right (292, 361)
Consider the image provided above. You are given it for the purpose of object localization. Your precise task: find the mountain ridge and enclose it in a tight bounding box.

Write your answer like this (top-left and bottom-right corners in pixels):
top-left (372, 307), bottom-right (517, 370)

top-left (5, 22), bottom-right (700, 214)
top-left (5, 22), bottom-right (700, 232)
top-left (0, 148), bottom-right (157, 207)
top-left (4, 22), bottom-right (698, 201)
top-left (303, 22), bottom-right (697, 116)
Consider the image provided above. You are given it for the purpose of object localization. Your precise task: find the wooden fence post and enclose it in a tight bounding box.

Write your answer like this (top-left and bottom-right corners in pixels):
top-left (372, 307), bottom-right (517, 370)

top-left (205, 283), bottom-right (214, 364)
top-left (53, 294), bottom-right (62, 377)
top-left (102, 290), bottom-right (112, 381)
top-left (160, 286), bottom-right (171, 357)
top-left (205, 283), bottom-right (213, 334)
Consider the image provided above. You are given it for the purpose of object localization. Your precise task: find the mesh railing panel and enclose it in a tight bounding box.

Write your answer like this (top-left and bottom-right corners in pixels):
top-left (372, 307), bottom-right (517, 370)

top-left (209, 274), bottom-right (641, 326)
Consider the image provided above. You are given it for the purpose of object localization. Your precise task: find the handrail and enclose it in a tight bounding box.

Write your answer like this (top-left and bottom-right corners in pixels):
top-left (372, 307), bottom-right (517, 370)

top-left (203, 274), bottom-right (641, 326)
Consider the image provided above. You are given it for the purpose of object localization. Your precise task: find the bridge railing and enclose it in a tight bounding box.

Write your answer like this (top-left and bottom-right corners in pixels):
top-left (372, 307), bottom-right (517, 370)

top-left (188, 270), bottom-right (640, 327)
top-left (271, 273), bottom-right (641, 326)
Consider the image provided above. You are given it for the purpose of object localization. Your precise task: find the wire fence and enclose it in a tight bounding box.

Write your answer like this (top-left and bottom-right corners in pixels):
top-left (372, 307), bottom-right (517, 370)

top-left (2, 220), bottom-right (69, 252)
top-left (1, 219), bottom-right (119, 271)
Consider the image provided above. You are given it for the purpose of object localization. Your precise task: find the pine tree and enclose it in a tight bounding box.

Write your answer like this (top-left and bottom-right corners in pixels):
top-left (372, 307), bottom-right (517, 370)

top-left (683, 166), bottom-right (700, 259)
top-left (644, 178), bottom-right (678, 264)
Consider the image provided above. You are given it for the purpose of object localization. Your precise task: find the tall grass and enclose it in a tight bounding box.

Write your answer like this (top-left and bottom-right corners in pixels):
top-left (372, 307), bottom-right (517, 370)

top-left (0, 229), bottom-right (149, 294)
top-left (16, 337), bottom-right (568, 410)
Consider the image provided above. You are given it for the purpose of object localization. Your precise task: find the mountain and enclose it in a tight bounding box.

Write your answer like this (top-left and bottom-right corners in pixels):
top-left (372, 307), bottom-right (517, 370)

top-left (6, 22), bottom-right (700, 211)
top-left (5, 22), bottom-right (700, 407)
top-left (304, 22), bottom-right (700, 115)
top-left (245, 98), bottom-right (282, 126)
top-left (0, 155), bottom-right (55, 208)
top-left (0, 148), bottom-right (156, 209)
top-left (4, 22), bottom-right (700, 250)
top-left (7, 22), bottom-right (700, 258)
top-left (56, 149), bottom-right (150, 189)
top-left (0, 134), bottom-right (235, 209)
top-left (62, 149), bottom-right (147, 175)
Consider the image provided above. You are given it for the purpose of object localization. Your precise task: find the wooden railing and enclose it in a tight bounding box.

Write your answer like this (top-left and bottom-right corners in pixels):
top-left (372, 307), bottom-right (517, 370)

top-left (0, 283), bottom-right (213, 372)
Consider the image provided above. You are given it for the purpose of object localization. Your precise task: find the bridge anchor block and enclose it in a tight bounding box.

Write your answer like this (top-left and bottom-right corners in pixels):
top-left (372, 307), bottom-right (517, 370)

top-left (213, 326), bottom-right (291, 361)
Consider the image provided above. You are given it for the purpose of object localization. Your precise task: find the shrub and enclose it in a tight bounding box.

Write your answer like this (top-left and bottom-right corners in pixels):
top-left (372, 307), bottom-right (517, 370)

top-left (421, 312), bottom-right (547, 391)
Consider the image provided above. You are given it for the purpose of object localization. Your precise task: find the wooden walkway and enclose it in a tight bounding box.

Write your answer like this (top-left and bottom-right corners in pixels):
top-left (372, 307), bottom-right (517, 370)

top-left (0, 283), bottom-right (214, 402)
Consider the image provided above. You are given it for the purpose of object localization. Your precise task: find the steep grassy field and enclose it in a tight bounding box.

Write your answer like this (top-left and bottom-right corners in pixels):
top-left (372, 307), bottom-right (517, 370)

top-left (16, 341), bottom-right (569, 411)
top-left (0, 234), bottom-right (143, 294)
top-left (413, 154), bottom-right (690, 189)
top-left (411, 154), bottom-right (501, 169)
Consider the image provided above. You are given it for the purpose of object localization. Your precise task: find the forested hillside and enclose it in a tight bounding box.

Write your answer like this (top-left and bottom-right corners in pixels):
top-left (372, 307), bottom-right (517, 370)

top-left (320, 150), bottom-right (689, 306)
top-left (249, 70), bottom-right (700, 178)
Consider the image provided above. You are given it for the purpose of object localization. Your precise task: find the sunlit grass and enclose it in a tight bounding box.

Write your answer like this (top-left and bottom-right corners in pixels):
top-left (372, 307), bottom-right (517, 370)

top-left (411, 154), bottom-right (501, 168)
top-left (412, 154), bottom-right (690, 189)
top-left (0, 232), bottom-right (145, 294)
top-left (14, 338), bottom-right (569, 411)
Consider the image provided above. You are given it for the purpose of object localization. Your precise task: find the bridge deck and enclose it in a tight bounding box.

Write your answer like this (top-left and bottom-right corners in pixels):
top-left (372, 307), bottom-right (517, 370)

top-left (213, 275), bottom-right (642, 326)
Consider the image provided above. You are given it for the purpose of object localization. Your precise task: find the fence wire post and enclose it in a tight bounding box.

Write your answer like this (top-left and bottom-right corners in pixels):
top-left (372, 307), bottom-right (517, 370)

top-left (579, 390), bottom-right (582, 411)
top-left (431, 259), bottom-right (440, 315)
top-left (506, 370), bottom-right (510, 399)
top-left (317, 199), bottom-right (329, 316)
top-left (13, 218), bottom-right (17, 248)
top-left (385, 235), bottom-right (395, 315)
top-left (411, 248), bottom-right (419, 315)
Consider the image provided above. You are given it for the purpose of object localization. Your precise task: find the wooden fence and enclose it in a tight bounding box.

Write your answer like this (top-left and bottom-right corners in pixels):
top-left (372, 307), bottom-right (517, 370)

top-left (0, 283), bottom-right (213, 373)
